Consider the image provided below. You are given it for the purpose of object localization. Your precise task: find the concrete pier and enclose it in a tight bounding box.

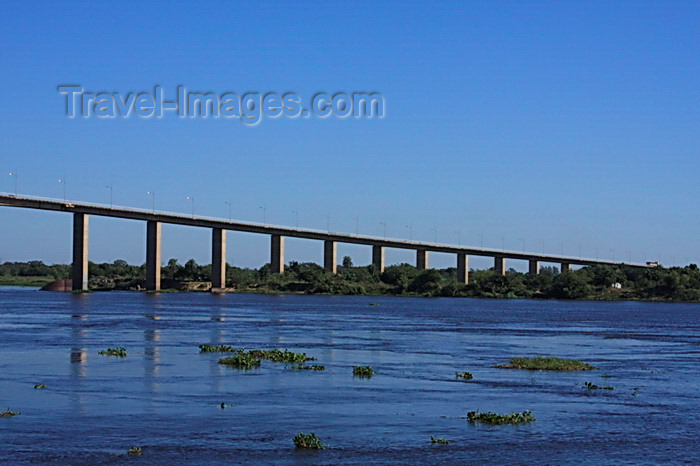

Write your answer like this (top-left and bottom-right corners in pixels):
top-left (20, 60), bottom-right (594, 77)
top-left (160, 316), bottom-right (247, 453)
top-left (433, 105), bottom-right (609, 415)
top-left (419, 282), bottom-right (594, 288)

top-left (372, 245), bottom-right (385, 273)
top-left (211, 228), bottom-right (226, 289)
top-left (529, 259), bottom-right (540, 275)
top-left (72, 213), bottom-right (89, 291)
top-left (416, 249), bottom-right (429, 270)
top-left (494, 256), bottom-right (506, 276)
top-left (146, 220), bottom-right (162, 291)
top-left (324, 240), bottom-right (337, 273)
top-left (271, 234), bottom-right (285, 274)
top-left (561, 262), bottom-right (572, 273)
top-left (457, 252), bottom-right (469, 284)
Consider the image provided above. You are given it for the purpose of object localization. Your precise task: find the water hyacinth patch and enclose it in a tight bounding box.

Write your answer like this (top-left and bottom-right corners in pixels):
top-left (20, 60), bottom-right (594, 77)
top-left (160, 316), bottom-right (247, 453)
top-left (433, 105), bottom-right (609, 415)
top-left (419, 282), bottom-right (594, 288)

top-left (34, 384), bottom-right (47, 389)
top-left (98, 347), bottom-right (127, 357)
top-left (496, 356), bottom-right (596, 371)
top-left (352, 366), bottom-right (374, 377)
top-left (455, 371), bottom-right (473, 380)
top-left (293, 432), bottom-right (327, 449)
top-left (291, 364), bottom-right (325, 371)
top-left (218, 353), bottom-right (261, 369)
top-left (583, 381), bottom-right (614, 390)
top-left (199, 344), bottom-right (243, 353)
top-left (1, 408), bottom-right (20, 417)
top-left (466, 410), bottom-right (536, 425)
top-left (128, 446), bottom-right (142, 455)
top-left (247, 349), bottom-right (315, 363)
top-left (431, 436), bottom-right (449, 444)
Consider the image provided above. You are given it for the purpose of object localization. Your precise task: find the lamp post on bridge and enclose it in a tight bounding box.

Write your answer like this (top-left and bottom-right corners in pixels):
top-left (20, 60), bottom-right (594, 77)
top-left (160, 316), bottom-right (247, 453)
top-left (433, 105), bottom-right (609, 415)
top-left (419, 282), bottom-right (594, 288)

top-left (58, 179), bottom-right (66, 201)
top-left (292, 209), bottom-right (299, 228)
top-left (224, 200), bottom-right (232, 221)
top-left (432, 227), bottom-right (438, 244)
top-left (8, 172), bottom-right (17, 196)
top-left (259, 205), bottom-right (266, 225)
top-left (406, 225), bottom-right (412, 241)
top-left (147, 191), bottom-right (155, 213)
top-left (186, 196), bottom-right (195, 218)
top-left (455, 231), bottom-right (461, 246)
top-left (106, 184), bottom-right (113, 208)
top-left (380, 221), bottom-right (386, 239)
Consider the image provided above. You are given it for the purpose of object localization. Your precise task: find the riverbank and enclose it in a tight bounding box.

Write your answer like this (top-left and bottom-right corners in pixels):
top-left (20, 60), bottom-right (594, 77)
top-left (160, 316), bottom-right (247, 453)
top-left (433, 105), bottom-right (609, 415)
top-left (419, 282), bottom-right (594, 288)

top-left (2, 260), bottom-right (699, 302)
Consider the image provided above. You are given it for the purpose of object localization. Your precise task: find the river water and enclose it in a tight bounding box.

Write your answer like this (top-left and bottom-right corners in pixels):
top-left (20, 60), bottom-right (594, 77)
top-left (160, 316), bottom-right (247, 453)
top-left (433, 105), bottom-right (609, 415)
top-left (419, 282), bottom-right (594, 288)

top-left (0, 287), bottom-right (698, 465)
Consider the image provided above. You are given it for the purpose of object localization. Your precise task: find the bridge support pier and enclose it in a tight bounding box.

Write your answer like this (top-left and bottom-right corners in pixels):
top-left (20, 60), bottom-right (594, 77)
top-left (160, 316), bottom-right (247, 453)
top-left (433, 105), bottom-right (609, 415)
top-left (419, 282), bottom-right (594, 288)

top-left (72, 213), bottom-right (89, 291)
top-left (416, 249), bottom-right (429, 270)
top-left (146, 220), bottom-right (162, 291)
top-left (324, 240), bottom-right (337, 273)
top-left (212, 228), bottom-right (226, 290)
top-left (529, 260), bottom-right (540, 275)
top-left (494, 256), bottom-right (506, 275)
top-left (372, 245), bottom-right (385, 273)
top-left (271, 234), bottom-right (285, 274)
top-left (457, 253), bottom-right (469, 284)
top-left (561, 262), bottom-right (572, 273)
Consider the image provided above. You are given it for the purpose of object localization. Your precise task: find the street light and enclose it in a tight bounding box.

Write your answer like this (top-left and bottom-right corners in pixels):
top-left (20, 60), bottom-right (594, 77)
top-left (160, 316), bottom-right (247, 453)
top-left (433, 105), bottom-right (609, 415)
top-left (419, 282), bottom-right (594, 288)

top-left (432, 227), bottom-right (438, 244)
top-left (8, 172), bottom-right (17, 196)
top-left (325, 213), bottom-right (330, 232)
top-left (106, 184), bottom-right (113, 207)
top-left (186, 196), bottom-right (195, 217)
top-left (259, 205), bottom-right (266, 225)
top-left (224, 201), bottom-right (232, 221)
top-left (58, 179), bottom-right (66, 201)
top-left (519, 238), bottom-right (525, 253)
top-left (147, 191), bottom-right (155, 213)
top-left (455, 231), bottom-right (461, 246)
top-left (380, 221), bottom-right (386, 238)
top-left (354, 217), bottom-right (359, 235)
top-left (405, 225), bottom-right (412, 241)
top-left (292, 209), bottom-right (299, 228)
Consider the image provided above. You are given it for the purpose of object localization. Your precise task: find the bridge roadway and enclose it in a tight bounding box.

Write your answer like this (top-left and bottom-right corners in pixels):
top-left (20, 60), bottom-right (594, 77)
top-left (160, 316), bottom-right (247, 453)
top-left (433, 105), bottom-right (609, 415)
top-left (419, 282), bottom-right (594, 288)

top-left (0, 194), bottom-right (650, 291)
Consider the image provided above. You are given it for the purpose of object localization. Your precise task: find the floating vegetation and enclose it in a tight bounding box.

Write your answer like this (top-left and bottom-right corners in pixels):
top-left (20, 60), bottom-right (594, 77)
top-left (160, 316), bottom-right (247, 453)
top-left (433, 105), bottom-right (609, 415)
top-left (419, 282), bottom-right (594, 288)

top-left (583, 382), bottom-right (614, 390)
top-left (601, 373), bottom-right (614, 378)
top-left (455, 371), bottom-right (473, 380)
top-left (199, 344), bottom-right (243, 353)
top-left (496, 356), bottom-right (596, 371)
top-left (1, 408), bottom-right (20, 417)
top-left (33, 384), bottom-right (47, 389)
top-left (127, 446), bottom-right (142, 456)
top-left (352, 366), bottom-right (375, 377)
top-left (220, 402), bottom-right (236, 409)
top-left (98, 347), bottom-right (127, 357)
top-left (247, 349), bottom-right (315, 363)
top-left (466, 410), bottom-right (536, 425)
top-left (430, 436), bottom-right (449, 444)
top-left (369, 303), bottom-right (379, 306)
top-left (218, 353), bottom-right (261, 369)
top-left (291, 364), bottom-right (325, 371)
top-left (293, 432), bottom-right (327, 449)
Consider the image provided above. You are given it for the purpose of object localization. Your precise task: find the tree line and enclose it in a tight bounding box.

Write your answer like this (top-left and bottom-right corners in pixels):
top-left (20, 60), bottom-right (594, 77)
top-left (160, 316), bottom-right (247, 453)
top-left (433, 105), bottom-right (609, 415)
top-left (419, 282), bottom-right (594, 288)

top-left (1, 257), bottom-right (699, 302)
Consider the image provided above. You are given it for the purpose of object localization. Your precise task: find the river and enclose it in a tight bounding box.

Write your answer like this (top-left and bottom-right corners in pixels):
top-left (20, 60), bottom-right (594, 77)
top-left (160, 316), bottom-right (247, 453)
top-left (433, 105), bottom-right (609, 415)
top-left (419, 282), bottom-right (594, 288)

top-left (0, 287), bottom-right (698, 464)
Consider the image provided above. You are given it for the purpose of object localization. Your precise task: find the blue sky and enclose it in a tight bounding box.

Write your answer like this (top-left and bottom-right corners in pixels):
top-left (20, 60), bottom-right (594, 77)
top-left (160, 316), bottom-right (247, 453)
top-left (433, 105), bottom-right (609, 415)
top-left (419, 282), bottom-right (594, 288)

top-left (1, 0), bottom-right (698, 270)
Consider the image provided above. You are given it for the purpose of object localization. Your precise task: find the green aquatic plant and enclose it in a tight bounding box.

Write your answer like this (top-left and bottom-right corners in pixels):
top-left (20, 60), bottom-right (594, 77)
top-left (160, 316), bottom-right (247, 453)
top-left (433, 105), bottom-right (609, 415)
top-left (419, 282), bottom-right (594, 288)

top-left (352, 366), bottom-right (374, 377)
top-left (291, 364), bottom-right (325, 371)
top-left (293, 432), bottom-right (327, 449)
top-left (455, 371), bottom-right (473, 380)
top-left (247, 349), bottom-right (315, 363)
top-left (127, 446), bottom-right (142, 455)
top-left (466, 410), bottom-right (535, 425)
top-left (220, 402), bottom-right (236, 408)
top-left (1, 408), bottom-right (20, 417)
top-left (199, 344), bottom-right (243, 353)
top-left (583, 381), bottom-right (614, 390)
top-left (218, 353), bottom-right (261, 369)
top-left (98, 347), bottom-right (127, 357)
top-left (33, 384), bottom-right (47, 389)
top-left (496, 356), bottom-right (596, 371)
top-left (430, 436), bottom-right (449, 444)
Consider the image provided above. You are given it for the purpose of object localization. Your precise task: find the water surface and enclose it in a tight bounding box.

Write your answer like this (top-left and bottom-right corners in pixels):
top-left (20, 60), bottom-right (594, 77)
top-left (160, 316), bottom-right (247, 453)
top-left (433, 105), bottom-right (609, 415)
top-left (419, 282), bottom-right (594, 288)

top-left (1, 288), bottom-right (698, 464)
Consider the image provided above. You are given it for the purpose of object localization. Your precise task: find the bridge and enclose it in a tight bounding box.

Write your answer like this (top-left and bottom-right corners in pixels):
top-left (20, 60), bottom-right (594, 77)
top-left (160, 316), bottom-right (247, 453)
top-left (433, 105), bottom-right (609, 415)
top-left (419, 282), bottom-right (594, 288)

top-left (0, 194), bottom-right (651, 291)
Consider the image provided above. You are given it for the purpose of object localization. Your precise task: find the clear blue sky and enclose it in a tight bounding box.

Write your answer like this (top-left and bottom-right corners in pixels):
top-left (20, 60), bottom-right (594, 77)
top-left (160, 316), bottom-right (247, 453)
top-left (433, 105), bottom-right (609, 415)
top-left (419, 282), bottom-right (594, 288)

top-left (1, 0), bottom-right (698, 270)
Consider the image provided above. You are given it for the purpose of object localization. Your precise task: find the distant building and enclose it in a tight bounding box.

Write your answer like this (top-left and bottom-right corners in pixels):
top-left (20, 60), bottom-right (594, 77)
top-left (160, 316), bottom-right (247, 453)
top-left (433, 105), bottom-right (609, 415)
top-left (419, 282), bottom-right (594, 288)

top-left (612, 282), bottom-right (622, 289)
top-left (646, 261), bottom-right (659, 267)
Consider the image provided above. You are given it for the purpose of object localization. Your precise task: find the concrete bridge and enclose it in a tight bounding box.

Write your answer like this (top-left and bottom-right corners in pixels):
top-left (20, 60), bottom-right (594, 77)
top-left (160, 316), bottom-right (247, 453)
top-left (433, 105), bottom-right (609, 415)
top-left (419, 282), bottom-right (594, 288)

top-left (0, 194), bottom-right (651, 291)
